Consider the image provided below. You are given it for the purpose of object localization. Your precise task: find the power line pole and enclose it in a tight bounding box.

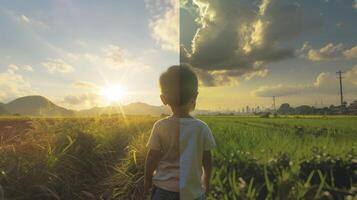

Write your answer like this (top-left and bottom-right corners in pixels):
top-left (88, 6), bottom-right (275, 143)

top-left (336, 71), bottom-right (344, 113)
top-left (273, 96), bottom-right (276, 112)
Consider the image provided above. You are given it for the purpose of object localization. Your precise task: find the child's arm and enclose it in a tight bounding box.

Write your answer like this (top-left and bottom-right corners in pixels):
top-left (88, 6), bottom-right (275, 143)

top-left (143, 149), bottom-right (162, 197)
top-left (202, 150), bottom-right (212, 194)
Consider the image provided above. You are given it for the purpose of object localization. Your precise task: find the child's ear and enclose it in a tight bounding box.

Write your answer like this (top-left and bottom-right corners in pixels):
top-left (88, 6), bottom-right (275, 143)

top-left (192, 92), bottom-right (198, 102)
top-left (160, 94), bottom-right (168, 105)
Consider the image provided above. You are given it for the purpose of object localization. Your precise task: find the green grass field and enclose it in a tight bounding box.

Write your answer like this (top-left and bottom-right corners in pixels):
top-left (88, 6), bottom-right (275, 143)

top-left (201, 116), bottom-right (357, 199)
top-left (0, 116), bottom-right (356, 200)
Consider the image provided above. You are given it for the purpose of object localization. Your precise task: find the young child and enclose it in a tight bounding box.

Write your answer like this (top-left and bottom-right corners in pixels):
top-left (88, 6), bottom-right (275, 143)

top-left (143, 65), bottom-right (216, 200)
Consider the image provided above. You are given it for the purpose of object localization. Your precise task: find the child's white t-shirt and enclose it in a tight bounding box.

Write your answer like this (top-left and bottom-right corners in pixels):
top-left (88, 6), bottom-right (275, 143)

top-left (147, 116), bottom-right (216, 200)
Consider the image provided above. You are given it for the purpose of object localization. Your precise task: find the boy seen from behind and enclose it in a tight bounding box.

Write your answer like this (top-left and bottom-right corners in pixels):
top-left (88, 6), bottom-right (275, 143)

top-left (144, 65), bottom-right (216, 200)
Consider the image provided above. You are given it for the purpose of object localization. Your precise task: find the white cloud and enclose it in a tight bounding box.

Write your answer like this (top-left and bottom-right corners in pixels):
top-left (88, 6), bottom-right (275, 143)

top-left (103, 45), bottom-right (150, 71)
top-left (18, 14), bottom-right (49, 29)
top-left (147, 0), bottom-right (179, 52)
top-left (0, 69), bottom-right (34, 101)
top-left (254, 84), bottom-right (312, 97)
top-left (307, 43), bottom-right (344, 61)
top-left (299, 43), bottom-right (357, 61)
top-left (42, 59), bottom-right (74, 73)
top-left (72, 81), bottom-right (98, 89)
top-left (21, 15), bottom-right (30, 23)
top-left (243, 69), bottom-right (268, 81)
top-left (104, 45), bottom-right (124, 65)
top-left (47, 45), bottom-right (149, 73)
top-left (8, 64), bottom-right (19, 71)
top-left (23, 65), bottom-right (33, 71)
top-left (254, 66), bottom-right (357, 97)
top-left (345, 65), bottom-right (357, 85)
top-left (296, 42), bottom-right (312, 56)
top-left (8, 64), bottom-right (34, 72)
top-left (343, 45), bottom-right (357, 59)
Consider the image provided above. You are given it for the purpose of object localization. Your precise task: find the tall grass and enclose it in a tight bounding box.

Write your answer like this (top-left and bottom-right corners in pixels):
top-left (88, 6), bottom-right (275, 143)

top-left (0, 116), bottom-right (156, 200)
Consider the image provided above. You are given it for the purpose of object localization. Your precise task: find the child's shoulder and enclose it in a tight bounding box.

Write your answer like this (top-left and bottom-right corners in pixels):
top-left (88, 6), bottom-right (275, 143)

top-left (182, 117), bottom-right (210, 132)
top-left (156, 116), bottom-right (172, 122)
top-left (196, 118), bottom-right (208, 125)
top-left (153, 116), bottom-right (209, 129)
top-left (153, 116), bottom-right (173, 127)
top-left (190, 118), bottom-right (209, 127)
top-left (181, 116), bottom-right (205, 124)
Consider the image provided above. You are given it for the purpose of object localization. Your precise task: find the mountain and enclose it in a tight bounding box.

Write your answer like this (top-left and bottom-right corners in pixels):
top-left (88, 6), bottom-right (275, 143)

top-left (3, 95), bottom-right (210, 117)
top-left (5, 96), bottom-right (74, 116)
top-left (78, 102), bottom-right (211, 116)
top-left (123, 102), bottom-right (171, 115)
top-left (0, 102), bottom-right (9, 115)
top-left (79, 102), bottom-right (171, 116)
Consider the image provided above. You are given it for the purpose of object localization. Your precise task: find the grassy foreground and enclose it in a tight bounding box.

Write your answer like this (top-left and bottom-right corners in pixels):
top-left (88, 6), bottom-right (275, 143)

top-left (0, 116), bottom-right (356, 200)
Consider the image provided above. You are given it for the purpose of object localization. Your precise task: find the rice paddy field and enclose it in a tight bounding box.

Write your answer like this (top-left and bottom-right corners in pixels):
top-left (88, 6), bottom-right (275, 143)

top-left (0, 115), bottom-right (356, 200)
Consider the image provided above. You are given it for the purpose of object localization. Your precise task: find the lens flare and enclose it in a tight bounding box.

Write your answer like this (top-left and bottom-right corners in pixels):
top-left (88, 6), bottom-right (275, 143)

top-left (100, 85), bottom-right (126, 102)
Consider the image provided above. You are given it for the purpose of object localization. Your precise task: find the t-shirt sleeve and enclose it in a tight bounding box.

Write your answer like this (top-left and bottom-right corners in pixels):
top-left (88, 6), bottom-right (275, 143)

top-left (146, 122), bottom-right (161, 151)
top-left (203, 124), bottom-right (216, 151)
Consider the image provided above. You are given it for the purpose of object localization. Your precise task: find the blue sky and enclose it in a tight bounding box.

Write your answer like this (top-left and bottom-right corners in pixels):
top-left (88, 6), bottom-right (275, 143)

top-left (0, 0), bottom-right (356, 110)
top-left (0, 0), bottom-right (178, 109)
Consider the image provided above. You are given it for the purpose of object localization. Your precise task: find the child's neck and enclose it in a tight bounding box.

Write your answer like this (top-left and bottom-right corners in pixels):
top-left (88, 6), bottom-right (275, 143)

top-left (172, 113), bottom-right (192, 118)
top-left (171, 107), bottom-right (192, 118)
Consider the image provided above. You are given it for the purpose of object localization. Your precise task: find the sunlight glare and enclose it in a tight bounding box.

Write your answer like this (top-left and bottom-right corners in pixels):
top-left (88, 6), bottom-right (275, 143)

top-left (100, 85), bottom-right (126, 102)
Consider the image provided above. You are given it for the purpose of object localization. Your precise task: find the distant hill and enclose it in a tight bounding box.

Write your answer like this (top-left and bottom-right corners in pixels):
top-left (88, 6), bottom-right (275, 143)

top-left (2, 95), bottom-right (210, 117)
top-left (79, 102), bottom-right (171, 116)
top-left (0, 102), bottom-right (10, 115)
top-left (123, 102), bottom-right (171, 115)
top-left (5, 96), bottom-right (74, 116)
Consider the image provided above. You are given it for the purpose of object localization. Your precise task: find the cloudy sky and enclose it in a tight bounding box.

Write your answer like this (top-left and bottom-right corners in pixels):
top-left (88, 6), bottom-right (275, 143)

top-left (0, 0), bottom-right (357, 111)
top-left (182, 0), bottom-right (357, 110)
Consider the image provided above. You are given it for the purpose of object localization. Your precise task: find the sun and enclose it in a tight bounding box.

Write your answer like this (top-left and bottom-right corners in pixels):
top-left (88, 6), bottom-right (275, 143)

top-left (100, 85), bottom-right (126, 102)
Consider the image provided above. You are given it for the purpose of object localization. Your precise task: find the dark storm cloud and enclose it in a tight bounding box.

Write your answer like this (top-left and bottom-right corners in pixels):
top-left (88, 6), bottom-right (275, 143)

top-left (180, 0), bottom-right (323, 86)
top-left (194, 66), bottom-right (268, 86)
